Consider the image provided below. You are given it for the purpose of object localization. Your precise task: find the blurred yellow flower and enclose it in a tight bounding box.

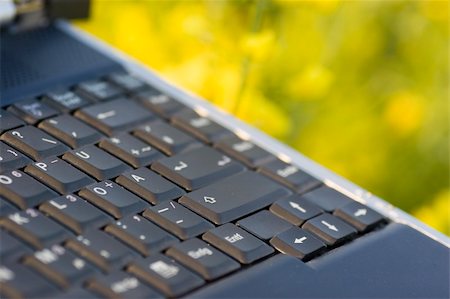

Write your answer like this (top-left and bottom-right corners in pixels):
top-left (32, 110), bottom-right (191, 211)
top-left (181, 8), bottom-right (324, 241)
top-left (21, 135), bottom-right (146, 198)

top-left (288, 65), bottom-right (334, 99)
top-left (241, 31), bottom-right (275, 61)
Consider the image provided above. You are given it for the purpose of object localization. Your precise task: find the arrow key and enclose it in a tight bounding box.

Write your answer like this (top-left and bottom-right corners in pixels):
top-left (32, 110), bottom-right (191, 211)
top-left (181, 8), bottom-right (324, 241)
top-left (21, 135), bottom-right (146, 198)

top-left (270, 227), bottom-right (326, 261)
top-left (334, 202), bottom-right (385, 232)
top-left (270, 195), bottom-right (323, 226)
top-left (303, 213), bottom-right (357, 246)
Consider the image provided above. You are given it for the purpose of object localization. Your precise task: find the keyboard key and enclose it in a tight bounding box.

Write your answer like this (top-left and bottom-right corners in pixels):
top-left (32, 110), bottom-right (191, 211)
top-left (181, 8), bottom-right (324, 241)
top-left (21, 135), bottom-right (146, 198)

top-left (215, 135), bottom-right (276, 168)
top-left (0, 109), bottom-right (25, 133)
top-left (334, 202), bottom-right (385, 232)
top-left (23, 244), bottom-right (95, 290)
top-left (0, 231), bottom-right (32, 262)
top-left (172, 109), bottom-right (232, 143)
top-left (75, 98), bottom-right (154, 136)
top-left (39, 115), bottom-right (102, 148)
top-left (0, 170), bottom-right (57, 209)
top-left (63, 145), bottom-right (131, 181)
top-left (99, 134), bottom-right (163, 168)
top-left (79, 181), bottom-right (147, 219)
top-left (237, 210), bottom-right (293, 240)
top-left (39, 194), bottom-right (111, 234)
top-left (300, 186), bottom-right (354, 212)
top-left (143, 201), bottom-right (214, 240)
top-left (87, 271), bottom-right (162, 299)
top-left (0, 209), bottom-right (69, 249)
top-left (116, 168), bottom-right (185, 205)
top-left (135, 89), bottom-right (186, 118)
top-left (75, 79), bottom-right (122, 101)
top-left (134, 121), bottom-right (201, 156)
top-left (166, 238), bottom-right (240, 280)
top-left (0, 197), bottom-right (18, 217)
top-left (258, 159), bottom-right (322, 193)
top-left (0, 263), bottom-right (59, 298)
top-left (106, 72), bottom-right (148, 92)
top-left (1, 126), bottom-right (69, 161)
top-left (105, 214), bottom-right (178, 256)
top-left (179, 171), bottom-right (291, 224)
top-left (270, 195), bottom-right (323, 226)
top-left (303, 213), bottom-right (357, 246)
top-left (152, 146), bottom-right (245, 191)
top-left (8, 99), bottom-right (58, 124)
top-left (203, 224), bottom-right (274, 264)
top-left (66, 230), bottom-right (134, 272)
top-left (0, 141), bottom-right (31, 171)
top-left (25, 157), bottom-right (95, 194)
top-left (127, 254), bottom-right (204, 297)
top-left (42, 88), bottom-right (91, 112)
top-left (270, 227), bottom-right (326, 261)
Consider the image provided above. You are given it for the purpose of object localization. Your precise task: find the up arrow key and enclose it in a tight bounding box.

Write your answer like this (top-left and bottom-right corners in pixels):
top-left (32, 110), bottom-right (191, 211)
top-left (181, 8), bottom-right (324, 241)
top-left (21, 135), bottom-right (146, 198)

top-left (354, 208), bottom-right (367, 217)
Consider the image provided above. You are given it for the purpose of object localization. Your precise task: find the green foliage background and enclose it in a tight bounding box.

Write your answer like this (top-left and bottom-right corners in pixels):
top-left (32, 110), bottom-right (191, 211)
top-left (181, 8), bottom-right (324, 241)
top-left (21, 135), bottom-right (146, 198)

top-left (77, 0), bottom-right (449, 234)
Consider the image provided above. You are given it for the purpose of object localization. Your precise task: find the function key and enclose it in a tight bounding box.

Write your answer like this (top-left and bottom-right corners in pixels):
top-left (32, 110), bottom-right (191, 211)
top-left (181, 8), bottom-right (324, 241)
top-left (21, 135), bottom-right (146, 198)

top-left (75, 79), bottom-right (122, 101)
top-left (258, 159), bottom-right (322, 193)
top-left (106, 72), bottom-right (148, 92)
top-left (1, 126), bottom-right (69, 161)
top-left (300, 186), bottom-right (354, 212)
top-left (152, 146), bottom-right (245, 191)
top-left (202, 223), bottom-right (274, 264)
top-left (42, 88), bottom-right (91, 112)
top-left (135, 89), bottom-right (186, 118)
top-left (237, 210), bottom-right (293, 241)
top-left (215, 135), bottom-right (275, 168)
top-left (0, 109), bottom-right (25, 133)
top-left (334, 202), bottom-right (385, 232)
top-left (7, 99), bottom-right (58, 124)
top-left (172, 109), bottom-right (232, 143)
top-left (39, 115), bottom-right (102, 149)
top-left (166, 238), bottom-right (240, 280)
top-left (0, 141), bottom-right (31, 171)
top-left (270, 195), bottom-right (323, 226)
top-left (270, 227), bottom-right (326, 261)
top-left (303, 213), bottom-right (357, 246)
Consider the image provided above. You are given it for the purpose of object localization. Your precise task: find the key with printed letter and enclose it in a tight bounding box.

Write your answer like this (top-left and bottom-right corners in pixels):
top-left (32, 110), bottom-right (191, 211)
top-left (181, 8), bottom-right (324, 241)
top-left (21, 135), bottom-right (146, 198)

top-left (0, 231), bottom-right (32, 262)
top-left (303, 213), bottom-right (357, 246)
top-left (0, 141), bottom-right (31, 171)
top-left (106, 72), bottom-right (148, 93)
top-left (8, 99), bottom-right (58, 124)
top-left (152, 146), bottom-right (245, 191)
top-left (135, 89), bottom-right (186, 119)
top-left (0, 197), bottom-right (18, 217)
top-left (75, 79), bottom-right (122, 101)
top-left (42, 88), bottom-right (91, 112)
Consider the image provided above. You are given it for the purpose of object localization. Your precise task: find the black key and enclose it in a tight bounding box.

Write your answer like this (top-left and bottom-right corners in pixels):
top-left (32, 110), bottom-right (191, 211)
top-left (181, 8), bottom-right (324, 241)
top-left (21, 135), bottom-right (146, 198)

top-left (25, 157), bottom-right (95, 194)
top-left (0, 263), bottom-right (59, 298)
top-left (179, 171), bottom-right (291, 225)
top-left (127, 254), bottom-right (204, 297)
top-left (0, 169), bottom-right (57, 209)
top-left (105, 214), bottom-right (178, 256)
top-left (258, 159), bottom-right (322, 193)
top-left (143, 201), bottom-right (213, 240)
top-left (237, 210), bottom-right (293, 240)
top-left (172, 109), bottom-right (232, 143)
top-left (75, 79), bottom-right (122, 101)
top-left (106, 72), bottom-right (148, 92)
top-left (39, 194), bottom-right (111, 234)
top-left (1, 126), bottom-right (69, 161)
top-left (99, 134), bottom-right (163, 168)
top-left (116, 168), bottom-right (185, 205)
top-left (59, 287), bottom-right (100, 299)
top-left (0, 141), bottom-right (31, 171)
top-left (0, 230), bottom-right (32, 261)
top-left (42, 88), bottom-right (91, 112)
top-left (215, 135), bottom-right (276, 168)
top-left (203, 223), bottom-right (274, 264)
top-left (87, 271), bottom-right (162, 299)
top-left (166, 238), bottom-right (240, 280)
top-left (66, 230), bottom-right (134, 272)
top-left (75, 98), bottom-right (153, 136)
top-left (152, 146), bottom-right (244, 191)
top-left (0, 209), bottom-right (69, 249)
top-left (79, 180), bottom-right (147, 219)
top-left (270, 227), bottom-right (326, 261)
top-left (303, 213), bottom-right (357, 246)
top-left (0, 109), bottom-right (25, 133)
top-left (7, 99), bottom-right (58, 124)
top-left (135, 89), bottom-right (186, 118)
top-left (23, 244), bottom-right (95, 289)
top-left (334, 202), bottom-right (385, 232)
top-left (300, 186), bottom-right (354, 212)
top-left (134, 121), bottom-right (201, 156)
top-left (0, 197), bottom-right (18, 217)
top-left (39, 115), bottom-right (102, 148)
top-left (63, 145), bottom-right (131, 181)
top-left (270, 195), bottom-right (323, 226)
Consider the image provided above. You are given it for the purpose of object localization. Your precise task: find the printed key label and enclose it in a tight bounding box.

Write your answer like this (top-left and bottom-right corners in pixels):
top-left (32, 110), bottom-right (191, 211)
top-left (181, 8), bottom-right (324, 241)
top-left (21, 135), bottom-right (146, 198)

top-left (225, 233), bottom-right (244, 243)
top-left (188, 247), bottom-right (213, 259)
top-left (150, 261), bottom-right (179, 279)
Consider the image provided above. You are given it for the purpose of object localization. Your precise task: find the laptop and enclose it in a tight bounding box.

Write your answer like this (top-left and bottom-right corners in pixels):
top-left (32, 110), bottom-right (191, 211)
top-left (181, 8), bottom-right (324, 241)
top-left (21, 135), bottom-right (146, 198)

top-left (0, 1), bottom-right (448, 298)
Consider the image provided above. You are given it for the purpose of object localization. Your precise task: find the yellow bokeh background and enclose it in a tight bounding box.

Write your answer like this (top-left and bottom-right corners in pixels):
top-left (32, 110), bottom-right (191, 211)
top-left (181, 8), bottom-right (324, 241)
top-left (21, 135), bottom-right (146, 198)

top-left (76, 0), bottom-right (449, 234)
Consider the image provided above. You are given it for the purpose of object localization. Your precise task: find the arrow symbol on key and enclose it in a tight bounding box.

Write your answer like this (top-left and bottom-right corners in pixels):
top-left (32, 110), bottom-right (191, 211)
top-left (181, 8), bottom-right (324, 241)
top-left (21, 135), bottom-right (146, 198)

top-left (97, 110), bottom-right (116, 120)
top-left (321, 220), bottom-right (338, 232)
top-left (294, 237), bottom-right (307, 244)
top-left (204, 196), bottom-right (216, 204)
top-left (289, 201), bottom-right (306, 213)
top-left (174, 161), bottom-right (188, 171)
top-left (354, 209), bottom-right (367, 217)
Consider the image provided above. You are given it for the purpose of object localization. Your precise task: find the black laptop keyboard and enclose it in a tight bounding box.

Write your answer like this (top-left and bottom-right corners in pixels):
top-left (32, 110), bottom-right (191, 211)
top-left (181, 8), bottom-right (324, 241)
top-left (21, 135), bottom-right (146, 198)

top-left (0, 72), bottom-right (386, 298)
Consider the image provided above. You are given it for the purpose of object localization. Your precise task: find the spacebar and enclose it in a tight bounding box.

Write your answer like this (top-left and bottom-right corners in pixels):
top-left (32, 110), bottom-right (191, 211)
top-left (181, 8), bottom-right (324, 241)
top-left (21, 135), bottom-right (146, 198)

top-left (178, 171), bottom-right (291, 225)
